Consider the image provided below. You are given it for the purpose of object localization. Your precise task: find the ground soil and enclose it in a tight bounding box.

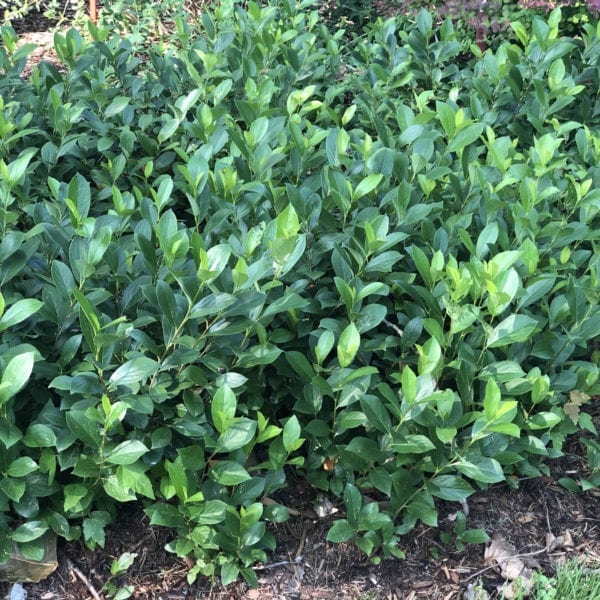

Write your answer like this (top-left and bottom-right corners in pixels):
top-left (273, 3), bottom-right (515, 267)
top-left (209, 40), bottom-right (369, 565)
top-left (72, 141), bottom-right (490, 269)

top-left (2, 10), bottom-right (600, 600)
top-left (0, 434), bottom-right (597, 599)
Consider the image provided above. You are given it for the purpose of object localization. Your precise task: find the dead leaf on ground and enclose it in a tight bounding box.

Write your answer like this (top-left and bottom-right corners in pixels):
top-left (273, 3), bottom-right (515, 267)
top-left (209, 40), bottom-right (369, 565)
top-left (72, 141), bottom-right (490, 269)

top-left (485, 537), bottom-right (537, 598)
top-left (517, 514), bottom-right (535, 524)
top-left (564, 390), bottom-right (590, 424)
top-left (546, 530), bottom-right (574, 552)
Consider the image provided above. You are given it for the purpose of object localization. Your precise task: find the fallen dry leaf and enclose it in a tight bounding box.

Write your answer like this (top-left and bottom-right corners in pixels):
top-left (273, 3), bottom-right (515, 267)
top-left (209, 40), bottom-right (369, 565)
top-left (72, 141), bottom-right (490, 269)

top-left (484, 537), bottom-right (527, 579)
top-left (564, 390), bottom-right (590, 424)
top-left (517, 514), bottom-right (535, 524)
top-left (485, 537), bottom-right (538, 598)
top-left (546, 530), bottom-right (574, 552)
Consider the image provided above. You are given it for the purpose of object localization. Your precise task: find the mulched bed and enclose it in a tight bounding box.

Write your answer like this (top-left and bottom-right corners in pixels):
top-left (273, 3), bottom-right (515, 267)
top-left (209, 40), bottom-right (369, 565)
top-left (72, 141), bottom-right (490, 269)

top-left (0, 445), bottom-right (598, 599)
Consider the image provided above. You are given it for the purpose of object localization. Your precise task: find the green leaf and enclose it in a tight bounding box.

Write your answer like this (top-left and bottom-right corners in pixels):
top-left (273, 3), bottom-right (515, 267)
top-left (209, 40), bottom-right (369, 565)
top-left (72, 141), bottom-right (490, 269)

top-left (192, 499), bottom-right (227, 524)
top-left (0, 351), bottom-right (35, 404)
top-left (158, 118), bottom-right (180, 143)
top-left (315, 330), bottom-right (335, 365)
top-left (353, 174), bottom-right (383, 201)
top-left (447, 123), bottom-right (485, 154)
top-left (487, 314), bottom-right (539, 348)
top-left (104, 96), bottom-right (130, 118)
top-left (165, 459), bottom-right (189, 502)
top-left (0, 300), bottom-right (43, 332)
top-left (5, 148), bottom-right (36, 186)
top-left (83, 512), bottom-right (111, 549)
top-left (448, 305), bottom-right (478, 335)
top-left (106, 440), bottom-right (149, 465)
top-left (407, 492), bottom-right (438, 527)
top-left (475, 222), bottom-right (498, 259)
top-left (221, 561), bottom-right (239, 587)
top-left (217, 418), bottom-right (257, 452)
top-left (212, 385), bottom-right (237, 434)
top-left (286, 351), bottom-right (315, 382)
top-left (209, 461), bottom-right (251, 485)
top-left (7, 456), bottom-right (39, 477)
top-left (282, 415), bottom-right (302, 453)
top-left (326, 519), bottom-right (355, 543)
top-left (428, 475), bottom-right (474, 501)
top-left (479, 361), bottom-right (526, 383)
top-left (364, 251), bottom-right (402, 274)
top-left (66, 410), bottom-right (101, 447)
top-left (401, 366), bottom-right (417, 403)
top-left (460, 529), bottom-right (490, 544)
top-left (197, 244), bottom-right (231, 284)
top-left (261, 293), bottom-right (307, 319)
top-left (0, 477), bottom-right (26, 502)
top-left (455, 457), bottom-right (505, 484)
top-left (64, 483), bottom-right (90, 512)
top-left (337, 322), bottom-right (360, 368)
top-left (109, 357), bottom-right (159, 389)
top-left (12, 521), bottom-right (49, 543)
top-left (391, 434), bottom-right (436, 453)
top-left (344, 483), bottom-right (362, 526)
top-left (111, 552), bottom-right (138, 576)
top-left (23, 424), bottom-right (57, 448)
top-left (236, 343), bottom-right (282, 368)
top-left (117, 464), bottom-right (154, 499)
top-left (103, 474), bottom-right (137, 502)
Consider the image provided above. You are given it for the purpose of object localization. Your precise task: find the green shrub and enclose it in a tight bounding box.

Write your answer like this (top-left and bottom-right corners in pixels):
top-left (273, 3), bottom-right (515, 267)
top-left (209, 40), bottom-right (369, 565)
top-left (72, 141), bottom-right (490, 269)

top-left (0, 2), bottom-right (598, 585)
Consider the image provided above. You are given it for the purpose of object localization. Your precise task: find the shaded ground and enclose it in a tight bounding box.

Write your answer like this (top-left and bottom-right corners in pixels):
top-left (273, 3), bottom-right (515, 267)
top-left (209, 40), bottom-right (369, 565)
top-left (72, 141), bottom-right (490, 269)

top-left (0, 437), bottom-right (598, 599)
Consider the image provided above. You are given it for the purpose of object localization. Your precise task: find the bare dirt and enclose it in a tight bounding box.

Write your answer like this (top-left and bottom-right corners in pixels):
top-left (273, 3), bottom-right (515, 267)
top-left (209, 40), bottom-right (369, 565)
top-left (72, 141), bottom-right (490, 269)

top-left (0, 436), bottom-right (598, 599)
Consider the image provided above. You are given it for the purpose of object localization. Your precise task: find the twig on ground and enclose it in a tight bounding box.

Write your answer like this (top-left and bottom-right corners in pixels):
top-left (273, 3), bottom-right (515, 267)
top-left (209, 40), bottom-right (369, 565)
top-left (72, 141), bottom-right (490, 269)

top-left (541, 492), bottom-right (553, 535)
top-left (67, 558), bottom-right (103, 600)
top-left (252, 556), bottom-right (304, 571)
top-left (295, 522), bottom-right (308, 559)
top-left (463, 547), bottom-right (548, 583)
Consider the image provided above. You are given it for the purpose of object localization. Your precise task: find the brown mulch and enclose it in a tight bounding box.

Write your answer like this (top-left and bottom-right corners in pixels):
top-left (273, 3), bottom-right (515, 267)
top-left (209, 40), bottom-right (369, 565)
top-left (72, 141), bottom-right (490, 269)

top-left (0, 444), bottom-right (598, 599)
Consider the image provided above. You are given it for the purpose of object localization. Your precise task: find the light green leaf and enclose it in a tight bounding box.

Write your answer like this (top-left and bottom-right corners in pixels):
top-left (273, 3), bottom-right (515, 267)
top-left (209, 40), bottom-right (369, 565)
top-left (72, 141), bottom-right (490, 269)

top-left (455, 457), bottom-right (505, 484)
top-left (106, 440), bottom-right (149, 465)
top-left (211, 385), bottom-right (237, 434)
top-left (282, 415), bottom-right (302, 453)
top-left (337, 322), bottom-right (360, 368)
top-left (353, 174), bottom-right (383, 201)
top-left (0, 352), bottom-right (35, 404)
top-left (326, 519), bottom-right (355, 543)
top-left (7, 456), bottom-right (39, 477)
top-left (209, 461), bottom-right (251, 485)
top-left (12, 521), bottom-right (49, 543)
top-left (487, 314), bottom-right (539, 348)
top-left (109, 357), bottom-right (159, 389)
top-left (0, 299), bottom-right (43, 332)
top-left (217, 418), bottom-right (257, 452)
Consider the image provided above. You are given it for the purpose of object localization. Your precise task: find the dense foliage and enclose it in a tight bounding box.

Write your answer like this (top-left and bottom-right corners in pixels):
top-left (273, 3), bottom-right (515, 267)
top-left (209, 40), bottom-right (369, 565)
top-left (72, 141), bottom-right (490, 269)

top-left (0, 0), bottom-right (599, 587)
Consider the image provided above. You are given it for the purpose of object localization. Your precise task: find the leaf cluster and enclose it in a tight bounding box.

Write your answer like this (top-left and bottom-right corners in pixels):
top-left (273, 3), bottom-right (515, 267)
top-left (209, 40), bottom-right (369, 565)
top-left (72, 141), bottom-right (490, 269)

top-left (0, 2), bottom-right (598, 585)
